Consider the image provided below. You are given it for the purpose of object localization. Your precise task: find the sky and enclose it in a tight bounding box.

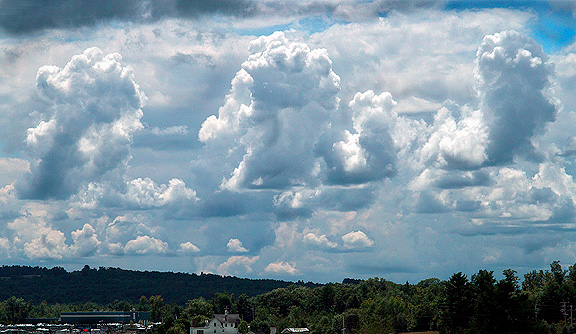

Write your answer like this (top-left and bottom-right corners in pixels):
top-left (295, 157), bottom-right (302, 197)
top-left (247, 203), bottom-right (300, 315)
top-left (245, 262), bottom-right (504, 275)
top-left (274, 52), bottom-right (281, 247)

top-left (1, 0), bottom-right (576, 284)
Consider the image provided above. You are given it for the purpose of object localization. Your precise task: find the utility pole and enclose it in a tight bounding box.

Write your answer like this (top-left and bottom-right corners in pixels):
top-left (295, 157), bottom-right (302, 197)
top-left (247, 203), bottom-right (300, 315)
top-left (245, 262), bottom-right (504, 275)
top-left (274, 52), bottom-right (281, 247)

top-left (342, 314), bottom-right (346, 334)
top-left (571, 304), bottom-right (574, 326)
top-left (562, 301), bottom-right (569, 324)
top-left (535, 304), bottom-right (539, 320)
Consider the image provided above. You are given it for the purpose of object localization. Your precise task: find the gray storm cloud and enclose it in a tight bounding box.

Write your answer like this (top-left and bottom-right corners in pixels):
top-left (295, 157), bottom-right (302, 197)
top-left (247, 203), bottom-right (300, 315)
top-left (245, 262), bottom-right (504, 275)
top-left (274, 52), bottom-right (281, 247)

top-left (0, 0), bottom-right (443, 35)
top-left (0, 0), bottom-right (255, 34)
top-left (18, 47), bottom-right (146, 200)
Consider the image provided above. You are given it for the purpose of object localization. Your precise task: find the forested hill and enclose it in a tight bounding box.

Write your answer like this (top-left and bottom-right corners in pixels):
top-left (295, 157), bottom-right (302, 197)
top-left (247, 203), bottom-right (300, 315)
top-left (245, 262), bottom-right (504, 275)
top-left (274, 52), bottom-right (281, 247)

top-left (0, 265), bottom-right (319, 305)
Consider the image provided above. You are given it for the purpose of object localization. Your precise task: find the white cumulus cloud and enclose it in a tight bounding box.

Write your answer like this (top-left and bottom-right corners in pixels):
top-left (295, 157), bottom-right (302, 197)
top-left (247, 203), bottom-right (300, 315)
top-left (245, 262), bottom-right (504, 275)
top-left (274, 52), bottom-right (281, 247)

top-left (8, 203), bottom-right (70, 260)
top-left (217, 255), bottom-right (259, 275)
top-left (227, 238), bottom-right (249, 253)
top-left (265, 261), bottom-right (299, 275)
top-left (124, 235), bottom-right (168, 255)
top-left (419, 106), bottom-right (488, 169)
top-left (318, 90), bottom-right (398, 184)
top-left (342, 230), bottom-right (374, 250)
top-left (23, 229), bottom-right (69, 260)
top-left (179, 242), bottom-right (201, 253)
top-left (303, 232), bottom-right (337, 249)
top-left (103, 213), bottom-right (163, 254)
top-left (70, 223), bottom-right (101, 257)
top-left (123, 177), bottom-right (198, 207)
top-left (74, 178), bottom-right (198, 212)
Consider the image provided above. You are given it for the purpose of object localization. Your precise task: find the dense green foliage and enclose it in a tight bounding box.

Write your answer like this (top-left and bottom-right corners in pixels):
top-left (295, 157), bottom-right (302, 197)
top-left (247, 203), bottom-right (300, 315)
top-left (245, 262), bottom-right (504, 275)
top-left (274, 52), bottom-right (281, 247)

top-left (0, 265), bottom-right (317, 304)
top-left (5, 262), bottom-right (576, 333)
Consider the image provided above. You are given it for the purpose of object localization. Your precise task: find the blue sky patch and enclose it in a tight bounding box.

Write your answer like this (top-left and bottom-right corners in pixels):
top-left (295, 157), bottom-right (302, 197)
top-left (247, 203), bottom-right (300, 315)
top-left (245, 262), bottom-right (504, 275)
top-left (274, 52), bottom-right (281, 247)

top-left (530, 5), bottom-right (576, 52)
top-left (445, 0), bottom-right (575, 52)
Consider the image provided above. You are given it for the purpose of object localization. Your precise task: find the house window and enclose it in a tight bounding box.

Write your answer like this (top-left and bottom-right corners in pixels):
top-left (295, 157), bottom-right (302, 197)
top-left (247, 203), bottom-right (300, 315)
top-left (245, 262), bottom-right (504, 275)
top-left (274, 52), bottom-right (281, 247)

top-left (198, 331), bottom-right (204, 334)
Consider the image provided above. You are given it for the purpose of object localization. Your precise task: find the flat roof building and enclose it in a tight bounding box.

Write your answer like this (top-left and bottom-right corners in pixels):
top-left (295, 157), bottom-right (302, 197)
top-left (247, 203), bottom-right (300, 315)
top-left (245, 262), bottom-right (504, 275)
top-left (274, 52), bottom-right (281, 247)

top-left (60, 312), bottom-right (149, 326)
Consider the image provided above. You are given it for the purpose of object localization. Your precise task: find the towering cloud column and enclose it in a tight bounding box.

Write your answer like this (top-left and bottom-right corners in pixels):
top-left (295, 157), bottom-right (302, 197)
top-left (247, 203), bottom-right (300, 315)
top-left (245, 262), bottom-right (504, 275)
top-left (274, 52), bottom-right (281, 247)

top-left (19, 47), bottom-right (146, 200)
top-left (476, 30), bottom-right (556, 164)
top-left (199, 31), bottom-right (341, 191)
top-left (419, 30), bottom-right (556, 171)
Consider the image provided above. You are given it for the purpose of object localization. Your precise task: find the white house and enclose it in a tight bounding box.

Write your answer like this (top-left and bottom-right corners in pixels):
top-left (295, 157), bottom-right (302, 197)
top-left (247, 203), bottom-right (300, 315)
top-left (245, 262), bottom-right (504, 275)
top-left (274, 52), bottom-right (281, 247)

top-left (190, 311), bottom-right (241, 334)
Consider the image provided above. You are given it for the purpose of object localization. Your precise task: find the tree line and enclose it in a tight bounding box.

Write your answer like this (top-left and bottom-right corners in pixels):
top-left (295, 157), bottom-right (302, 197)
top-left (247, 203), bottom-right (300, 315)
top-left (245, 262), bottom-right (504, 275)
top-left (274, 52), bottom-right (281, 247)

top-left (2, 262), bottom-right (576, 333)
top-left (0, 265), bottom-right (318, 304)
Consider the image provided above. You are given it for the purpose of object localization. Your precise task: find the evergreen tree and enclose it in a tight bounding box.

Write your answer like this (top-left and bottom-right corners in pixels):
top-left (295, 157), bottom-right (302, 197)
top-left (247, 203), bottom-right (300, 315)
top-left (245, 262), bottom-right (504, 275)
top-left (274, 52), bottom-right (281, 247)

top-left (443, 272), bottom-right (472, 333)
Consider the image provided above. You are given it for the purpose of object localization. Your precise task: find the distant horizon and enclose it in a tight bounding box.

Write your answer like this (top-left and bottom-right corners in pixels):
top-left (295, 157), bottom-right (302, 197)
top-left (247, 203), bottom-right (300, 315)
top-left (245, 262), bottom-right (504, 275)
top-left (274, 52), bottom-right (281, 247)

top-left (0, 263), bottom-right (351, 285)
top-left (0, 262), bottom-right (565, 287)
top-left (1, 0), bottom-right (576, 284)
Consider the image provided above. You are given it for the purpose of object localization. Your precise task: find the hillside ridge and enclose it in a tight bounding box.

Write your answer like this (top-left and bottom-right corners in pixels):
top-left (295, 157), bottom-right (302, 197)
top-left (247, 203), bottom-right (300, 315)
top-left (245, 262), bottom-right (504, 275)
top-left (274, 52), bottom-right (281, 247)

top-left (0, 265), bottom-right (320, 305)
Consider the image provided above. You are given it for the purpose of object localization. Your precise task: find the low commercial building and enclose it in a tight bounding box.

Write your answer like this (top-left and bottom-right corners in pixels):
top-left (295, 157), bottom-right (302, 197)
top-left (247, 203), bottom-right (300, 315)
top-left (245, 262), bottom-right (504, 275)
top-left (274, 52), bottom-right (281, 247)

top-left (60, 312), bottom-right (149, 327)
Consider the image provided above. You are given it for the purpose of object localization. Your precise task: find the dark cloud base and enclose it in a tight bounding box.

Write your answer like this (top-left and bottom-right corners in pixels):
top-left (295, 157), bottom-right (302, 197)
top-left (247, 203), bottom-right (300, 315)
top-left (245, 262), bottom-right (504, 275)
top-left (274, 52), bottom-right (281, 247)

top-left (0, 0), bottom-right (451, 35)
top-left (0, 0), bottom-right (255, 34)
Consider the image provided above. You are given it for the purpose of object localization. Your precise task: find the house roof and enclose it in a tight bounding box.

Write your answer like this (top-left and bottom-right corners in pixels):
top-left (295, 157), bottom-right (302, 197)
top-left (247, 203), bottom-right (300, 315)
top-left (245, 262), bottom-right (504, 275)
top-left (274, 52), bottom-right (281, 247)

top-left (213, 314), bottom-right (240, 324)
top-left (281, 329), bottom-right (309, 334)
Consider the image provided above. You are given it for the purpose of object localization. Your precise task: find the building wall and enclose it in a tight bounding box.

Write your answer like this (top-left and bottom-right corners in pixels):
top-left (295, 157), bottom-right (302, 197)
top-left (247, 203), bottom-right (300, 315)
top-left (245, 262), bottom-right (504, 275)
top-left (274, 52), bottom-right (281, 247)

top-left (191, 318), bottom-right (237, 334)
